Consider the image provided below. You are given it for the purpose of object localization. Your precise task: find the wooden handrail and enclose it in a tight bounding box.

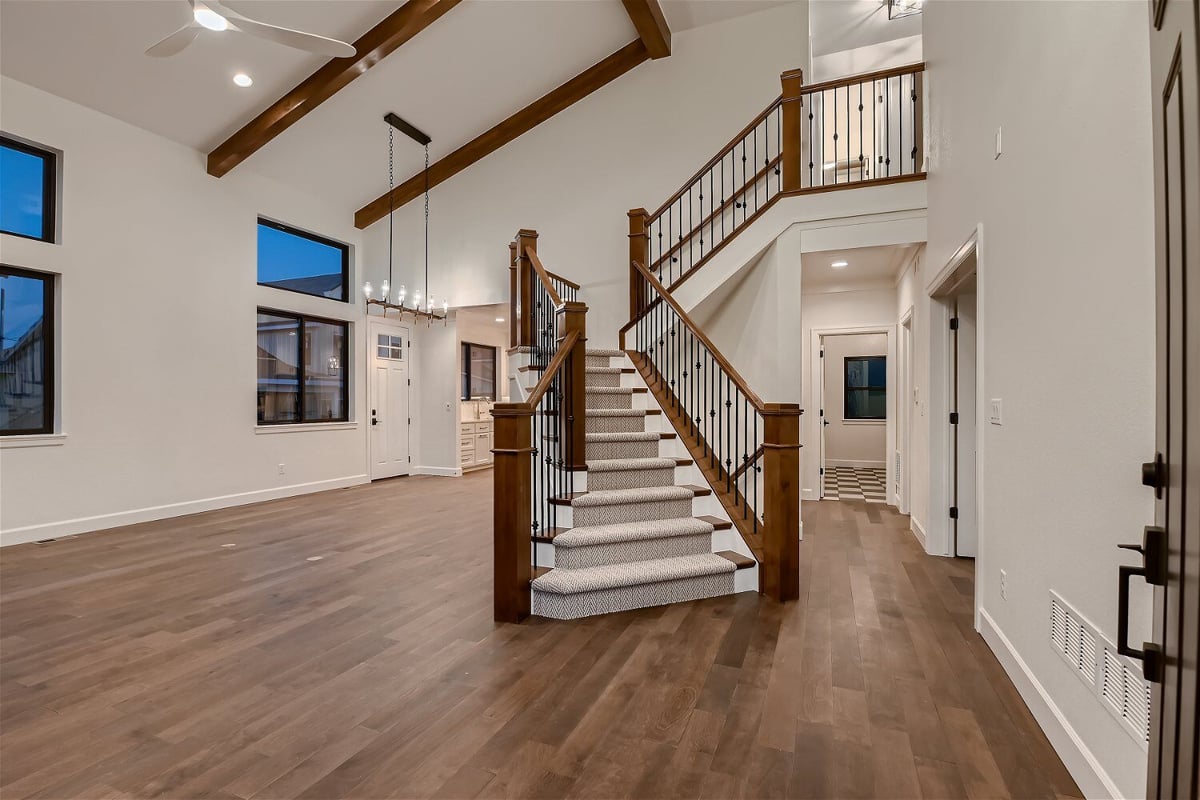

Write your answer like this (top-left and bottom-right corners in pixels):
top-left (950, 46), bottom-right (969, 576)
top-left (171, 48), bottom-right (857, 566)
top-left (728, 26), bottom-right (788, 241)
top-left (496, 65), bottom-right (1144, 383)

top-left (621, 260), bottom-right (765, 410)
top-left (799, 61), bottom-right (925, 96)
top-left (525, 246), bottom-right (564, 308)
top-left (522, 329), bottom-right (580, 408)
top-left (729, 445), bottom-right (766, 482)
top-left (545, 270), bottom-right (580, 291)
top-left (648, 97), bottom-right (783, 221)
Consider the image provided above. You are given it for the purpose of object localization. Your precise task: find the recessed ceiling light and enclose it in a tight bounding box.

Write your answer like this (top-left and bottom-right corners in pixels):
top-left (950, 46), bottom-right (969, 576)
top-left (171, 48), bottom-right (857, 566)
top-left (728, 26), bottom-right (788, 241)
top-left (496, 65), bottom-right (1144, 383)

top-left (495, 317), bottom-right (505, 323)
top-left (831, 260), bottom-right (849, 268)
top-left (233, 73), bottom-right (253, 88)
top-left (194, 6), bottom-right (229, 31)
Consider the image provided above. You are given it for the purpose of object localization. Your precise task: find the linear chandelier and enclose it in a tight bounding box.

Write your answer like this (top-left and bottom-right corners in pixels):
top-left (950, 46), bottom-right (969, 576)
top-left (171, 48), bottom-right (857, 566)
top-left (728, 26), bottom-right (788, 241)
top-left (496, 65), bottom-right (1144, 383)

top-left (363, 112), bottom-right (447, 324)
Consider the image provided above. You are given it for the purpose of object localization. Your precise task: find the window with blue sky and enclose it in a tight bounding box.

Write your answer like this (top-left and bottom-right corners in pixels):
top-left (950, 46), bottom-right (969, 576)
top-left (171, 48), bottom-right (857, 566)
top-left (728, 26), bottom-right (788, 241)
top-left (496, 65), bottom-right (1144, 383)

top-left (257, 219), bottom-right (348, 302)
top-left (844, 355), bottom-right (886, 420)
top-left (1, 267), bottom-right (54, 434)
top-left (1, 135), bottom-right (56, 242)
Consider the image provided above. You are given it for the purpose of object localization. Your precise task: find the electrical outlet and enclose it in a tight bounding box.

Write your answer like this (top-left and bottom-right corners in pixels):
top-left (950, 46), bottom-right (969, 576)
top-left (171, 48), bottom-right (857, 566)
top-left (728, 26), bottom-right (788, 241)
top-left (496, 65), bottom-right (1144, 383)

top-left (1000, 569), bottom-right (1008, 600)
top-left (277, 463), bottom-right (286, 475)
top-left (990, 398), bottom-right (1003, 425)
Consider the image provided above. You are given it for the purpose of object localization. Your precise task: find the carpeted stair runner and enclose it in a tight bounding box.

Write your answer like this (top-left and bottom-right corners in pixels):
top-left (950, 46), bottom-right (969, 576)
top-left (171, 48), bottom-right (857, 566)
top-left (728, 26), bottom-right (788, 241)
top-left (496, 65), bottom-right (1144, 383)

top-left (530, 348), bottom-right (746, 619)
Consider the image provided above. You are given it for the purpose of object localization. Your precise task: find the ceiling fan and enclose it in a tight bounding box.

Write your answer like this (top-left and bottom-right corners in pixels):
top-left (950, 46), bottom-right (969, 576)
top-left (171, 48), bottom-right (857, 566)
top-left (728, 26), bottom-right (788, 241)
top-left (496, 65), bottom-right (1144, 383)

top-left (146, 0), bottom-right (357, 59)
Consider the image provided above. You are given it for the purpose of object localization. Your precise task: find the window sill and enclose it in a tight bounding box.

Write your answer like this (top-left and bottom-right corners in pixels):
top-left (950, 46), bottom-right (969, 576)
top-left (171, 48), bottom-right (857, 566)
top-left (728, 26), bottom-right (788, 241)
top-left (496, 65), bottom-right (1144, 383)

top-left (842, 419), bottom-right (886, 426)
top-left (1, 433), bottom-right (67, 449)
top-left (255, 422), bottom-right (357, 435)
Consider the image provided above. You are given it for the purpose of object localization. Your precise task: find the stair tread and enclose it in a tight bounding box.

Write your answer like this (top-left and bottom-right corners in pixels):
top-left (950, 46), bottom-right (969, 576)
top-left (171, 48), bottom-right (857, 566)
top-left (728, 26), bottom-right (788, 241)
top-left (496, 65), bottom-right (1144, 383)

top-left (697, 515), bottom-right (733, 531)
top-left (715, 550), bottom-right (756, 570)
top-left (531, 553), bottom-right (735, 595)
top-left (586, 387), bottom-right (647, 394)
top-left (554, 517), bottom-right (716, 547)
top-left (588, 409), bottom-right (654, 417)
top-left (586, 457), bottom-right (683, 472)
top-left (681, 484), bottom-right (713, 497)
top-left (585, 432), bottom-right (661, 442)
top-left (585, 367), bottom-right (635, 374)
top-left (569, 485), bottom-right (697, 507)
top-left (586, 348), bottom-right (626, 357)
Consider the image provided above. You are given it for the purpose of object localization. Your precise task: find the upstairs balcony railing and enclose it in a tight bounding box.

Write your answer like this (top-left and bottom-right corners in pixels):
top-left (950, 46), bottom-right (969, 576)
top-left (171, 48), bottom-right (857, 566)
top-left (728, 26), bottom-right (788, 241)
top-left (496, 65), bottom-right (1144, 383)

top-left (629, 62), bottom-right (925, 306)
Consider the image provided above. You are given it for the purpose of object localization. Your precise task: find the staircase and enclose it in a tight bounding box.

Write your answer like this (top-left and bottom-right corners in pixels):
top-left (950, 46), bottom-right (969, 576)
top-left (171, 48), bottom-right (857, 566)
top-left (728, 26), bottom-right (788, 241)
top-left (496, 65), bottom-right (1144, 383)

top-left (528, 349), bottom-right (753, 620)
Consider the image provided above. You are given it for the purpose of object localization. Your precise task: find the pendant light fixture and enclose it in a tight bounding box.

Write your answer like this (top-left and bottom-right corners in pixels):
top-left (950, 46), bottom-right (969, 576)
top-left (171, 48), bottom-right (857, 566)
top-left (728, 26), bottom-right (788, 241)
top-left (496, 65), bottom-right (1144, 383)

top-left (363, 112), bottom-right (447, 324)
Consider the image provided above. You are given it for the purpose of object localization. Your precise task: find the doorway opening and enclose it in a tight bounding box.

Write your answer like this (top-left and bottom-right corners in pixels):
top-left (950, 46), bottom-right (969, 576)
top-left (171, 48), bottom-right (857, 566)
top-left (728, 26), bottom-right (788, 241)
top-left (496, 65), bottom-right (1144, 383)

top-left (368, 317), bottom-right (412, 480)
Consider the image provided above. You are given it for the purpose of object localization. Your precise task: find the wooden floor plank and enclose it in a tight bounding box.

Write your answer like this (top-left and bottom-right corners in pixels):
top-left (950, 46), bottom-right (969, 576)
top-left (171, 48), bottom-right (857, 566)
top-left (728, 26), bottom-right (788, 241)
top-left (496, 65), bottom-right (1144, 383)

top-left (0, 474), bottom-right (1081, 799)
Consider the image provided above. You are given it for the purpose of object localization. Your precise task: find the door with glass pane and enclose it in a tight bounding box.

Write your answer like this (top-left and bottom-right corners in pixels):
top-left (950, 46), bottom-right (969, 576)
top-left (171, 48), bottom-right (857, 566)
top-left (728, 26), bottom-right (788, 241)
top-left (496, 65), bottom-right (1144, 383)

top-left (369, 320), bottom-right (410, 480)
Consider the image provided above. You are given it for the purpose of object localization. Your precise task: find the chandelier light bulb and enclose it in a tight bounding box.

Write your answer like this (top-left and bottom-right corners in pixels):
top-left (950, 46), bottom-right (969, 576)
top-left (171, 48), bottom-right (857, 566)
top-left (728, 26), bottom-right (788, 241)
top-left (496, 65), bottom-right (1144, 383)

top-left (380, 279), bottom-right (390, 301)
top-left (398, 285), bottom-right (406, 305)
top-left (362, 281), bottom-right (373, 300)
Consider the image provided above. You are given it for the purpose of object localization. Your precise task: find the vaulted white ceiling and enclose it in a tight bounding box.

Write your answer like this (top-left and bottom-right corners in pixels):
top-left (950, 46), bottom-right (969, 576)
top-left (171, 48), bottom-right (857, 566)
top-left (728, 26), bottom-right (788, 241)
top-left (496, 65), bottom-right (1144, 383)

top-left (0, 0), bottom-right (796, 213)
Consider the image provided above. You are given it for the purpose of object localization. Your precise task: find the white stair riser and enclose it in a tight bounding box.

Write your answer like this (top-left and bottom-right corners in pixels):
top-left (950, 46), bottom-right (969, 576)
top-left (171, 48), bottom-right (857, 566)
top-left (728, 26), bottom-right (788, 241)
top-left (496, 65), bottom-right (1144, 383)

top-left (555, 532), bottom-right (712, 569)
top-left (586, 392), bottom-right (634, 410)
top-left (586, 439), bottom-right (660, 460)
top-left (586, 466), bottom-right (675, 491)
top-left (532, 573), bottom-right (735, 619)
top-left (585, 370), bottom-right (623, 388)
top-left (573, 497), bottom-right (693, 527)
top-left (534, 541), bottom-right (556, 566)
top-left (586, 415), bottom-right (647, 434)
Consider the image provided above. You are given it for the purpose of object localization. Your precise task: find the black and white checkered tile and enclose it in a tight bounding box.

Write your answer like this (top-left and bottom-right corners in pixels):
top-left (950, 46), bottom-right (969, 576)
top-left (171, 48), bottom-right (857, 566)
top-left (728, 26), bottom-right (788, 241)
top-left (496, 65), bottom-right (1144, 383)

top-left (822, 466), bottom-right (887, 503)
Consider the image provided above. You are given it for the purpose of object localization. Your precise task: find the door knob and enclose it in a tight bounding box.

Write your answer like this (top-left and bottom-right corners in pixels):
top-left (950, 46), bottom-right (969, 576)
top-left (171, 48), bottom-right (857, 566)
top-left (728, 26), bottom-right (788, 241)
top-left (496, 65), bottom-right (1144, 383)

top-left (1117, 526), bottom-right (1165, 682)
top-left (1142, 452), bottom-right (1165, 498)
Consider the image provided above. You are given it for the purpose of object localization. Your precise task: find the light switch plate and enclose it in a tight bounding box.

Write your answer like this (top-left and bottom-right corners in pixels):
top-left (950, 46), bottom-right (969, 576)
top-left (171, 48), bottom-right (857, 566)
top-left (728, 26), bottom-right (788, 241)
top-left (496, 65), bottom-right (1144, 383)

top-left (990, 398), bottom-right (1003, 425)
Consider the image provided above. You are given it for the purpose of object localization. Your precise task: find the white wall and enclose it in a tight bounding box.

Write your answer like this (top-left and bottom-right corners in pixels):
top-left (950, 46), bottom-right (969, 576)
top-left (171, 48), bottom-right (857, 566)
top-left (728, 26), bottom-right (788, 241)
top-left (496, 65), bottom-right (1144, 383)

top-left (0, 77), bottom-right (371, 544)
top-left (822, 332), bottom-right (887, 466)
top-left (359, 3), bottom-right (812, 348)
top-left (922, 1), bottom-right (1155, 796)
top-left (810, 34), bottom-right (922, 83)
top-left (895, 247), bottom-right (928, 532)
top-left (799, 285), bottom-right (897, 498)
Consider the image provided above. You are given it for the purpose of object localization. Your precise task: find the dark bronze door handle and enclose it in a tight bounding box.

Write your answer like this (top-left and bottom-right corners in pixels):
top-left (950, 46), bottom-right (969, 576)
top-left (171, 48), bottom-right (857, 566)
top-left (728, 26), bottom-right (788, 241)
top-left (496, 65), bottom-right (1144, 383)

top-left (1117, 525), bottom-right (1165, 682)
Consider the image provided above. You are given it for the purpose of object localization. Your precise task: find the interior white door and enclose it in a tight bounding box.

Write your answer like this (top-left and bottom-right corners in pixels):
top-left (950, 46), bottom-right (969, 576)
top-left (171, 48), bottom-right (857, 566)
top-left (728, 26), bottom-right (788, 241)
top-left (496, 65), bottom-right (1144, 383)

top-left (369, 321), bottom-right (411, 480)
top-left (818, 341), bottom-right (827, 498)
top-left (954, 288), bottom-right (978, 557)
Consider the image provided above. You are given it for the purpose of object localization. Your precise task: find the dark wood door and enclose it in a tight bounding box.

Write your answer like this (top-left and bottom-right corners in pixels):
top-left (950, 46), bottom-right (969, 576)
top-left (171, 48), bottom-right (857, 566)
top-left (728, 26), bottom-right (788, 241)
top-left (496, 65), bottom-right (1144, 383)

top-left (1143, 1), bottom-right (1199, 797)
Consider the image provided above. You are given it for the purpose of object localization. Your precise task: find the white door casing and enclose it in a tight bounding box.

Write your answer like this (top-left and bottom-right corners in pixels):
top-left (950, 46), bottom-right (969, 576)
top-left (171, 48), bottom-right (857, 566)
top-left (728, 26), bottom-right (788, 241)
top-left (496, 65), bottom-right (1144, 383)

top-left (368, 319), bottom-right (411, 480)
top-left (954, 287), bottom-right (978, 557)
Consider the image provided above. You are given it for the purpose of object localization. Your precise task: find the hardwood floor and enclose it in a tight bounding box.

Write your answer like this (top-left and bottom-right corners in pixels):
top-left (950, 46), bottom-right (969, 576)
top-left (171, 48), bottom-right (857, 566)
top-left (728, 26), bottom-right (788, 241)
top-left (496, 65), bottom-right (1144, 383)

top-left (0, 473), bottom-right (1081, 799)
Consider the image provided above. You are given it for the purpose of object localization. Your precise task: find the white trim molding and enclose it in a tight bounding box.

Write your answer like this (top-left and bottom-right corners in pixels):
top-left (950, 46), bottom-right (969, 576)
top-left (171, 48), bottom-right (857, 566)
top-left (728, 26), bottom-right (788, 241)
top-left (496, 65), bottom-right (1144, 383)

top-left (0, 474), bottom-right (369, 546)
top-left (255, 422), bottom-right (359, 435)
top-left (1, 433), bottom-right (67, 449)
top-left (826, 458), bottom-right (886, 469)
top-left (978, 608), bottom-right (1121, 800)
top-left (910, 516), bottom-right (926, 548)
top-left (413, 465), bottom-right (464, 477)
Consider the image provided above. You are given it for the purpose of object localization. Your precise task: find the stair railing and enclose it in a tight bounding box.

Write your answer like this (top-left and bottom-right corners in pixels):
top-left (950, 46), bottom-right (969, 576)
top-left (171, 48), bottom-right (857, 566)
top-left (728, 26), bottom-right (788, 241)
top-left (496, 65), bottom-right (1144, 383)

top-left (619, 260), bottom-right (801, 602)
top-left (494, 229), bottom-right (587, 623)
top-left (629, 63), bottom-right (925, 309)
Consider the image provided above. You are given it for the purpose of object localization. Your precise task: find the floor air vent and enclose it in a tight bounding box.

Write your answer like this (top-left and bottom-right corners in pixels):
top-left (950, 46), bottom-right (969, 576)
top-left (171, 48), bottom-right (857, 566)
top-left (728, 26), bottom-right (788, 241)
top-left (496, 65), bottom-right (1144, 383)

top-left (1050, 590), bottom-right (1150, 748)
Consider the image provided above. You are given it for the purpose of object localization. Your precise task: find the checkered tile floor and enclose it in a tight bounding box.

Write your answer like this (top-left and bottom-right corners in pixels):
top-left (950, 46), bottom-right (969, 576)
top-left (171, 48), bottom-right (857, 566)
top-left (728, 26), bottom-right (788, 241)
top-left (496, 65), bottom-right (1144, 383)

top-left (823, 466), bottom-right (888, 503)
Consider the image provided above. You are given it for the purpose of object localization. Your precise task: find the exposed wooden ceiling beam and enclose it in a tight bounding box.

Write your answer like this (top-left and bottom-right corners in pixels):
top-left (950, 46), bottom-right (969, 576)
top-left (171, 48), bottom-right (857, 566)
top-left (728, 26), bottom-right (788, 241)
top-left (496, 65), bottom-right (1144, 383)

top-left (620, 0), bottom-right (671, 59)
top-left (207, 0), bottom-right (460, 178)
top-left (354, 40), bottom-right (650, 229)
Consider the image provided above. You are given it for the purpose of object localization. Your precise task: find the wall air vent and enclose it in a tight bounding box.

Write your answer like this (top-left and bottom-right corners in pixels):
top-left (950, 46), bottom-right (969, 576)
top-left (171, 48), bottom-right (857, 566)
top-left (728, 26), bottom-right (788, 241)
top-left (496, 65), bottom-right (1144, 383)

top-left (1049, 590), bottom-right (1150, 749)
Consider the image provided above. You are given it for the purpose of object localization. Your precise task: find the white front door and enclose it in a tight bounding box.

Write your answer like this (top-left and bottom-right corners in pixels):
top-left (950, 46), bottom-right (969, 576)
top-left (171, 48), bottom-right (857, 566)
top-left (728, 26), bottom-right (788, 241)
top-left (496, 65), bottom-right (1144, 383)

top-left (369, 320), bottom-right (411, 480)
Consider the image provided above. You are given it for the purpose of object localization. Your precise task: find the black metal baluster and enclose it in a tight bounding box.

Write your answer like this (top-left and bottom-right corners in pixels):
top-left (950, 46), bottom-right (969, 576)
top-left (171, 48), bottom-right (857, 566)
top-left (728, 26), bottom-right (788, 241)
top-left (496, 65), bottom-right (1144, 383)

top-left (858, 79), bottom-right (864, 183)
top-left (808, 94), bottom-right (814, 187)
top-left (886, 76), bottom-right (892, 177)
top-left (899, 74), bottom-right (904, 176)
top-left (911, 71), bottom-right (918, 172)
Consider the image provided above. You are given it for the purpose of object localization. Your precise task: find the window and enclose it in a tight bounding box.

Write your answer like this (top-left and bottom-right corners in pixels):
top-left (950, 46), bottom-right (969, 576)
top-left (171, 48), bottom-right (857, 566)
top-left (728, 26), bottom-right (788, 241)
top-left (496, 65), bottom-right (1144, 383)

top-left (1, 135), bottom-right (56, 242)
top-left (461, 342), bottom-right (497, 400)
top-left (256, 218), bottom-right (349, 302)
top-left (257, 309), bottom-right (348, 424)
top-left (1, 266), bottom-right (54, 434)
top-left (376, 333), bottom-right (404, 360)
top-left (844, 355), bottom-right (886, 420)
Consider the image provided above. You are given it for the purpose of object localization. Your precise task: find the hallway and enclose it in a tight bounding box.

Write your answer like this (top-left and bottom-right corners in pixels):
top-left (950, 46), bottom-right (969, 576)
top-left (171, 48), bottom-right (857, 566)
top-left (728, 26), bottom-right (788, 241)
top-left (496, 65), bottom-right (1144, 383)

top-left (0, 475), bottom-right (1079, 799)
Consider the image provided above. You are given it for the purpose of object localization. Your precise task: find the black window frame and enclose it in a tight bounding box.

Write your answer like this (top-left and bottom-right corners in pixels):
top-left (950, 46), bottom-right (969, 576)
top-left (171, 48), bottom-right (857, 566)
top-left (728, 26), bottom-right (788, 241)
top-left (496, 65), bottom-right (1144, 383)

top-left (1, 134), bottom-right (57, 244)
top-left (844, 355), bottom-right (887, 421)
top-left (256, 217), bottom-right (350, 303)
top-left (1, 265), bottom-right (54, 435)
top-left (256, 307), bottom-right (350, 425)
top-left (461, 342), bottom-right (498, 401)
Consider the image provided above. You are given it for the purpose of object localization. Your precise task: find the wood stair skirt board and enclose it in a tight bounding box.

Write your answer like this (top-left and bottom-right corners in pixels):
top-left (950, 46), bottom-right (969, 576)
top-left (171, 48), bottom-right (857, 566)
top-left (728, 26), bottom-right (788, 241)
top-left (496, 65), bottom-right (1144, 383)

top-left (627, 352), bottom-right (765, 560)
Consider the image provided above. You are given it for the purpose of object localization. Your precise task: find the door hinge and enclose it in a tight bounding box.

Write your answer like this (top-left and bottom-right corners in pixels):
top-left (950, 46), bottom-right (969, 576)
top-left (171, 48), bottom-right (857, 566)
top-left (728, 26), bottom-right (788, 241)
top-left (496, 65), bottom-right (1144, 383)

top-left (949, 317), bottom-right (960, 330)
top-left (407, 417), bottom-right (411, 425)
top-left (820, 467), bottom-right (824, 475)
top-left (949, 412), bottom-right (960, 425)
top-left (820, 349), bottom-right (825, 358)
top-left (819, 408), bottom-right (824, 416)
top-left (408, 456), bottom-right (412, 463)
top-left (949, 506), bottom-right (959, 519)
top-left (408, 379), bottom-right (411, 386)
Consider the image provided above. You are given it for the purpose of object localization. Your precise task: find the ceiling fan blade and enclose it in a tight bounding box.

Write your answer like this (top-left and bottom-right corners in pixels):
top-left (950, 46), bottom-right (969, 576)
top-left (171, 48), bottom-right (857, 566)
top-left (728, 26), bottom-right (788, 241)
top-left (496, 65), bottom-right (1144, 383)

top-left (208, 2), bottom-right (356, 58)
top-left (145, 22), bottom-right (201, 57)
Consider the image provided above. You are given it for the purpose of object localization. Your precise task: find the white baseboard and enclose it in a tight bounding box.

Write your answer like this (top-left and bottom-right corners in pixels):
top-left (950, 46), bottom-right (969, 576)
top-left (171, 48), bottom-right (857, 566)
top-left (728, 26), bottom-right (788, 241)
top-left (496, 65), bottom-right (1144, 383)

top-left (413, 465), bottom-right (464, 477)
top-left (802, 487), bottom-right (818, 500)
top-left (0, 474), bottom-right (370, 547)
top-left (978, 608), bottom-right (1119, 799)
top-left (826, 458), bottom-right (886, 469)
top-left (910, 516), bottom-right (927, 548)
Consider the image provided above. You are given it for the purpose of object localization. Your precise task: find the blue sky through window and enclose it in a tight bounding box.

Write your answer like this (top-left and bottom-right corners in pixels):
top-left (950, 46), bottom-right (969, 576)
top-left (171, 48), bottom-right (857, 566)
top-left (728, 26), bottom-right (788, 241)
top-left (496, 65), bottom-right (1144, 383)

top-left (257, 222), bottom-right (347, 300)
top-left (0, 143), bottom-right (48, 239)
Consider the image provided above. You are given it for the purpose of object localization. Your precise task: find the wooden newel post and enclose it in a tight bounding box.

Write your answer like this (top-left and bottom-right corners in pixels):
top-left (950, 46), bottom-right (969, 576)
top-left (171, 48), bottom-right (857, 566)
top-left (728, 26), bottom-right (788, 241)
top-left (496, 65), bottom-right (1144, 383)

top-left (508, 241), bottom-right (519, 348)
top-left (492, 405), bottom-right (534, 623)
top-left (761, 403), bottom-right (802, 601)
top-left (780, 68), bottom-right (805, 193)
top-left (557, 301), bottom-right (588, 470)
top-left (628, 209), bottom-right (649, 319)
top-left (516, 229), bottom-right (538, 348)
